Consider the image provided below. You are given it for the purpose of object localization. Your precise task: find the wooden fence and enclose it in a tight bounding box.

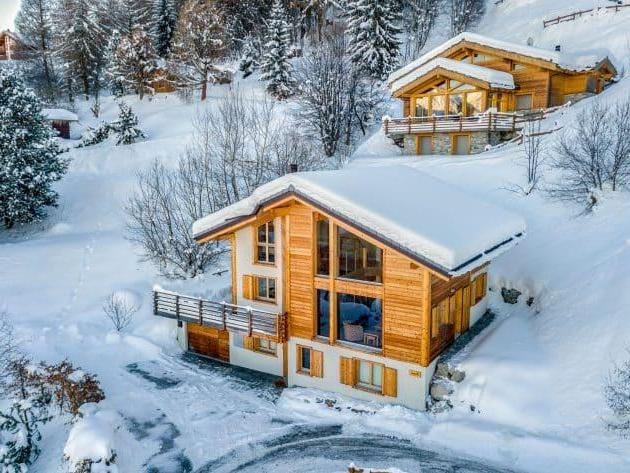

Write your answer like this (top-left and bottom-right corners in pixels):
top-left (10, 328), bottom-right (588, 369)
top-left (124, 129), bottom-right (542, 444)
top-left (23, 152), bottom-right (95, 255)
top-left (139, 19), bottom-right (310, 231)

top-left (383, 112), bottom-right (519, 135)
top-left (543, 3), bottom-right (630, 27)
top-left (153, 289), bottom-right (286, 342)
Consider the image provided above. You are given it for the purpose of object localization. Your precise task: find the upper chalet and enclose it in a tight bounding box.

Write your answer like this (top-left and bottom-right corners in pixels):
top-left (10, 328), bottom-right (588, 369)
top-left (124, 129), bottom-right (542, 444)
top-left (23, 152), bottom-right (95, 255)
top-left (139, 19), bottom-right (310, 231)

top-left (384, 32), bottom-right (617, 155)
top-left (0, 30), bottom-right (27, 61)
top-left (154, 166), bottom-right (525, 411)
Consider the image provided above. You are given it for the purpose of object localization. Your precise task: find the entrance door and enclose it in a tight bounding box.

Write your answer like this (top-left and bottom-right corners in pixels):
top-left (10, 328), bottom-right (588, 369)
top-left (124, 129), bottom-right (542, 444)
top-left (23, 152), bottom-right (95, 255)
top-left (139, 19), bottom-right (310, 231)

top-left (417, 136), bottom-right (433, 155)
top-left (187, 323), bottom-right (230, 361)
top-left (452, 134), bottom-right (470, 155)
top-left (430, 299), bottom-right (455, 359)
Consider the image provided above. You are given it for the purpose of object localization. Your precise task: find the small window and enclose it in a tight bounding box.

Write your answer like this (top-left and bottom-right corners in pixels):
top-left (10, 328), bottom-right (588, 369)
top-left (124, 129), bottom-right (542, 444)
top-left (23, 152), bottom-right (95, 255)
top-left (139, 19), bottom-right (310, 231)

top-left (516, 94), bottom-right (533, 111)
top-left (452, 134), bottom-right (470, 155)
top-left (256, 221), bottom-right (275, 264)
top-left (257, 338), bottom-right (277, 355)
top-left (317, 289), bottom-right (330, 338)
top-left (512, 62), bottom-right (526, 71)
top-left (316, 217), bottom-right (329, 276)
top-left (255, 276), bottom-right (276, 302)
top-left (298, 346), bottom-right (311, 373)
top-left (356, 359), bottom-right (383, 392)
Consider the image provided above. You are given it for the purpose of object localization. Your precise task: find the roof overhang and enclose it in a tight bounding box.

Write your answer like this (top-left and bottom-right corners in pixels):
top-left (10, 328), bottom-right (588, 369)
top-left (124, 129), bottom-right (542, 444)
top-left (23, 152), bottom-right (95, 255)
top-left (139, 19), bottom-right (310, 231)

top-left (194, 187), bottom-right (525, 279)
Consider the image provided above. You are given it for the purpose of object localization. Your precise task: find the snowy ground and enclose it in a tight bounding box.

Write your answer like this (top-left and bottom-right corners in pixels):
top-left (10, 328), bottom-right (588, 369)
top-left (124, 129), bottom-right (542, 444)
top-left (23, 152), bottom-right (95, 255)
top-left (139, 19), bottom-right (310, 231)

top-left (3, 1), bottom-right (630, 471)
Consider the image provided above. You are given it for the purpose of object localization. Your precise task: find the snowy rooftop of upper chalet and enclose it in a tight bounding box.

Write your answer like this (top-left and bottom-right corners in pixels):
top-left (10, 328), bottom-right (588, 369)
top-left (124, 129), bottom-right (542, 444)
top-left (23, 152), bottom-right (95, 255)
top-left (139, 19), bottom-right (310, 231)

top-left (388, 57), bottom-right (515, 94)
top-left (42, 108), bottom-right (79, 122)
top-left (387, 32), bottom-right (604, 90)
top-left (192, 166), bottom-right (526, 276)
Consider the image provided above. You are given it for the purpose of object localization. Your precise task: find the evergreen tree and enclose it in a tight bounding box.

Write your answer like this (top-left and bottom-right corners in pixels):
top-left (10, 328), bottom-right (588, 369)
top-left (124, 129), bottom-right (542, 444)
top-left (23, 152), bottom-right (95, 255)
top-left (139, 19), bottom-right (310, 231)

top-left (112, 26), bottom-right (159, 100)
top-left (117, 0), bottom-right (153, 36)
top-left (111, 101), bottom-right (146, 145)
top-left (450, 0), bottom-right (485, 35)
top-left (345, 0), bottom-right (401, 80)
top-left (14, 0), bottom-right (58, 101)
top-left (260, 0), bottom-right (295, 100)
top-left (168, 0), bottom-right (229, 101)
top-left (0, 70), bottom-right (67, 229)
top-left (401, 0), bottom-right (439, 60)
top-left (239, 35), bottom-right (262, 78)
top-left (105, 29), bottom-right (125, 96)
top-left (152, 0), bottom-right (178, 56)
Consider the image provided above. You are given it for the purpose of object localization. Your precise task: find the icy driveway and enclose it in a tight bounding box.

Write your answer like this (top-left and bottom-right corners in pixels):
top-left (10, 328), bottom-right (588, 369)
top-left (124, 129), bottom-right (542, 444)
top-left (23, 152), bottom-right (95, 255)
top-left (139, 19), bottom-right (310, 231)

top-left (125, 353), bottom-right (516, 473)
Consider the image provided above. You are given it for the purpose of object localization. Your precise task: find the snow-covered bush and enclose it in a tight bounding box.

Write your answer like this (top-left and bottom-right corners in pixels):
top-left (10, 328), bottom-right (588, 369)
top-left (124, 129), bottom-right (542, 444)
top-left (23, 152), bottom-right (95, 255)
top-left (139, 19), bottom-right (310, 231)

top-left (78, 123), bottom-right (113, 148)
top-left (605, 355), bottom-right (630, 435)
top-left (102, 290), bottom-right (140, 332)
top-left (63, 405), bottom-right (119, 473)
top-left (548, 99), bottom-right (630, 210)
top-left (0, 312), bottom-right (21, 395)
top-left (0, 69), bottom-right (68, 229)
top-left (0, 399), bottom-right (51, 472)
top-left (43, 361), bottom-right (105, 416)
top-left (110, 102), bottom-right (145, 146)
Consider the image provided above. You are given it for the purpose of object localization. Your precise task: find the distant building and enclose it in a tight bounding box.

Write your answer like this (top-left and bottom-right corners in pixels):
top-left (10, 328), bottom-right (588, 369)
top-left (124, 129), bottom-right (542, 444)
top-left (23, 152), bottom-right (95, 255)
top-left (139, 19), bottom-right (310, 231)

top-left (0, 30), bottom-right (27, 61)
top-left (42, 109), bottom-right (79, 139)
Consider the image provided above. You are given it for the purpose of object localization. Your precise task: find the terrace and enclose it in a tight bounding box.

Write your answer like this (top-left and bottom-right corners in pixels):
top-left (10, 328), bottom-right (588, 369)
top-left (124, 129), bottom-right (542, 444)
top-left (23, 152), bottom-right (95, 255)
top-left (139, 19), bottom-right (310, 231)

top-left (382, 112), bottom-right (521, 135)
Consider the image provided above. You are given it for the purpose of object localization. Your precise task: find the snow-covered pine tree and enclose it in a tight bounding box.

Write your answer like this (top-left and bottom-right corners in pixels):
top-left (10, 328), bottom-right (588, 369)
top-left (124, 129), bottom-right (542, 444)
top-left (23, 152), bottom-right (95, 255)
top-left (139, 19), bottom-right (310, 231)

top-left (344, 0), bottom-right (401, 81)
top-left (111, 101), bottom-right (146, 145)
top-left (239, 35), bottom-right (262, 78)
top-left (0, 70), bottom-right (67, 229)
top-left (14, 0), bottom-right (59, 101)
top-left (113, 26), bottom-right (159, 100)
top-left (105, 29), bottom-right (125, 96)
top-left (117, 0), bottom-right (154, 36)
top-left (450, 0), bottom-right (485, 35)
top-left (54, 0), bottom-right (106, 100)
top-left (260, 0), bottom-right (296, 100)
top-left (401, 0), bottom-right (439, 60)
top-left (168, 0), bottom-right (229, 101)
top-left (152, 0), bottom-right (178, 57)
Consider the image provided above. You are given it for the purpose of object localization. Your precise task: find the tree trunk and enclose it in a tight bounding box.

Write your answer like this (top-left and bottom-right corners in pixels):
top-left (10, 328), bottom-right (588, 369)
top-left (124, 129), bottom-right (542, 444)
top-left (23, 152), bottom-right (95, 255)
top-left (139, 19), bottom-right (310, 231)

top-left (201, 68), bottom-right (208, 101)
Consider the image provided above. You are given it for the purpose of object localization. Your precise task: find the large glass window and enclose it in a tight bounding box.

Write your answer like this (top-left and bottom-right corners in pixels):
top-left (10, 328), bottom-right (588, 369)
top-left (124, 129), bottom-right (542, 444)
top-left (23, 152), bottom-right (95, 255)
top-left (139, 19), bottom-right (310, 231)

top-left (516, 94), bottom-right (533, 111)
top-left (337, 228), bottom-right (382, 283)
top-left (465, 91), bottom-right (483, 116)
top-left (414, 97), bottom-right (429, 117)
top-left (256, 221), bottom-right (275, 264)
top-left (337, 293), bottom-right (382, 349)
top-left (449, 93), bottom-right (464, 115)
top-left (431, 95), bottom-right (447, 117)
top-left (317, 289), bottom-right (330, 338)
top-left (316, 218), bottom-right (329, 276)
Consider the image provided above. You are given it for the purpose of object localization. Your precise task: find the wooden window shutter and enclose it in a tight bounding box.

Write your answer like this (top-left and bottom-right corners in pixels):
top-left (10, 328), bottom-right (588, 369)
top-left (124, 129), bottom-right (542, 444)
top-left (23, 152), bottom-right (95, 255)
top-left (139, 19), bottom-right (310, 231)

top-left (311, 350), bottom-right (324, 378)
top-left (339, 356), bottom-right (356, 385)
top-left (242, 275), bottom-right (254, 300)
top-left (382, 367), bottom-right (398, 397)
top-left (243, 335), bottom-right (254, 350)
top-left (481, 273), bottom-right (488, 297)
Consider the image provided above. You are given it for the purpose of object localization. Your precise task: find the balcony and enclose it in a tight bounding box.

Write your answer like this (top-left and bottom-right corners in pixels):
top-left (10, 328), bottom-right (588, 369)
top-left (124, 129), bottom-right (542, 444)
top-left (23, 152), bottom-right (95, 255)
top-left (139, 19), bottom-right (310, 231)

top-left (382, 112), bottom-right (521, 135)
top-left (153, 289), bottom-right (287, 342)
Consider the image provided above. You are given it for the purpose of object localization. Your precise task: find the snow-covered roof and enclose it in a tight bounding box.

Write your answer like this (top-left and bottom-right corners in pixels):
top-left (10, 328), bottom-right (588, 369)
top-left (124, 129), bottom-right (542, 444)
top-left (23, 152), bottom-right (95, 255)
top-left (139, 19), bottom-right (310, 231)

top-left (389, 57), bottom-right (515, 94)
top-left (42, 108), bottom-right (79, 122)
top-left (388, 32), bottom-right (605, 90)
top-left (193, 166), bottom-right (526, 276)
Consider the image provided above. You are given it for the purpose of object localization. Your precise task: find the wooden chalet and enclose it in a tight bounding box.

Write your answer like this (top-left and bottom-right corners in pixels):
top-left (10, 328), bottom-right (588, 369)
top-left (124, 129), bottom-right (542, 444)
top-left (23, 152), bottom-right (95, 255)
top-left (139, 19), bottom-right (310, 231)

top-left (385, 32), bottom-right (617, 155)
top-left (0, 30), bottom-right (26, 61)
top-left (42, 109), bottom-right (79, 139)
top-left (153, 166), bottom-right (526, 410)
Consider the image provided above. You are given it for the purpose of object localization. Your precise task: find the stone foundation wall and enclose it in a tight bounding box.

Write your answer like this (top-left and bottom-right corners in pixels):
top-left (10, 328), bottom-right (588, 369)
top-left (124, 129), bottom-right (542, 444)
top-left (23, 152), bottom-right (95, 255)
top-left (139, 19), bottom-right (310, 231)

top-left (402, 131), bottom-right (510, 156)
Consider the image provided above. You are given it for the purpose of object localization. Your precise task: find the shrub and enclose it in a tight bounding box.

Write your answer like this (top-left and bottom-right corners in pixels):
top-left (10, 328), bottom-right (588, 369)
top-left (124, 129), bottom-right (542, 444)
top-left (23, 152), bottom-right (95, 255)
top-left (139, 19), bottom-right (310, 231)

top-left (103, 291), bottom-right (139, 332)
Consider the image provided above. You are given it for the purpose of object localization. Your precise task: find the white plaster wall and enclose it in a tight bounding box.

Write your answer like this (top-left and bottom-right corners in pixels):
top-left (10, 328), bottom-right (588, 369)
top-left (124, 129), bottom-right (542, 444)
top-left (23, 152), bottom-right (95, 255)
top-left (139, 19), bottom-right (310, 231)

top-left (176, 321), bottom-right (188, 351)
top-left (287, 337), bottom-right (433, 411)
top-left (234, 217), bottom-right (284, 313)
top-left (229, 333), bottom-right (285, 377)
top-left (469, 268), bottom-right (489, 327)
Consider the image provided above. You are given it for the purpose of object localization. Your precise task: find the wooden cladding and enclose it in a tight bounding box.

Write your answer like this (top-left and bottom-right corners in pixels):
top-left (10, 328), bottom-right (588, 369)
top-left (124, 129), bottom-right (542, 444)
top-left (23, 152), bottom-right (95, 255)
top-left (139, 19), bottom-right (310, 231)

top-left (339, 356), bottom-right (397, 397)
top-left (242, 275), bottom-right (254, 300)
top-left (472, 272), bottom-right (487, 304)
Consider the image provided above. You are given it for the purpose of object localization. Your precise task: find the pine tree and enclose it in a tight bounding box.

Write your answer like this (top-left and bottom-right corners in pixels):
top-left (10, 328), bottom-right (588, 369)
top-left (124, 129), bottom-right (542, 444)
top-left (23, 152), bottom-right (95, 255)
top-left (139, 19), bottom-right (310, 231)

top-left (111, 101), bottom-right (145, 145)
top-left (152, 0), bottom-right (178, 56)
top-left (54, 0), bottom-right (106, 100)
top-left (105, 29), bottom-right (125, 96)
top-left (112, 26), bottom-right (159, 100)
top-left (260, 0), bottom-right (295, 100)
top-left (239, 35), bottom-right (262, 78)
top-left (0, 70), bottom-right (67, 229)
top-left (14, 0), bottom-right (58, 101)
top-left (345, 0), bottom-right (401, 80)
top-left (168, 0), bottom-right (229, 101)
top-left (401, 0), bottom-right (439, 60)
top-left (117, 0), bottom-right (153, 36)
top-left (450, 0), bottom-right (485, 35)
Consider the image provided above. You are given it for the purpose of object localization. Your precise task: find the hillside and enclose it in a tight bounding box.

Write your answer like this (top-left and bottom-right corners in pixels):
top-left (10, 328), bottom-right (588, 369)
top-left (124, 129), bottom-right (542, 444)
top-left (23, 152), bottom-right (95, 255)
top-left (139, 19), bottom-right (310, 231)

top-left (1, 0), bottom-right (630, 472)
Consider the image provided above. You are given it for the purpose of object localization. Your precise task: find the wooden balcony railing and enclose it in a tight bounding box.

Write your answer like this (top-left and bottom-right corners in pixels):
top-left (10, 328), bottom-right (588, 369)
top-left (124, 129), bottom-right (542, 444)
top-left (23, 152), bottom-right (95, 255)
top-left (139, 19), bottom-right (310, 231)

top-left (383, 112), bottom-right (520, 135)
top-left (153, 289), bottom-right (287, 342)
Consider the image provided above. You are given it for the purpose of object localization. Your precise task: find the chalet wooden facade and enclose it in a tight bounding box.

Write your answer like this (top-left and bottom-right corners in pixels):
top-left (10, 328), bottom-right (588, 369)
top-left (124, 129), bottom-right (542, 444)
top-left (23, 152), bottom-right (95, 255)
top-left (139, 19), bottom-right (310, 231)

top-left (0, 30), bottom-right (26, 61)
top-left (385, 32), bottom-right (617, 155)
top-left (153, 167), bottom-right (526, 410)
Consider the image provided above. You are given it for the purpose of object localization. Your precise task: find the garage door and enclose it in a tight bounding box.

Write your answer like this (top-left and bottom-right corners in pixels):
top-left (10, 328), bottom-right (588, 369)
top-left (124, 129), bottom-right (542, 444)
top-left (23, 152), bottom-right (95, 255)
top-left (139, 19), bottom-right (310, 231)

top-left (187, 323), bottom-right (229, 361)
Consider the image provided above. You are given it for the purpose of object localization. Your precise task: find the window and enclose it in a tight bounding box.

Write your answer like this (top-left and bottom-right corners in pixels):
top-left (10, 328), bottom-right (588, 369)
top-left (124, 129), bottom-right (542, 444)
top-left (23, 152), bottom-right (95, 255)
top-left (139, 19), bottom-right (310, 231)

top-left (449, 93), bottom-right (464, 115)
top-left (337, 293), bottom-right (382, 349)
top-left (337, 227), bottom-right (383, 283)
top-left (356, 359), bottom-right (383, 392)
top-left (296, 346), bottom-right (323, 377)
top-left (414, 96), bottom-right (429, 117)
top-left (473, 273), bottom-right (487, 304)
top-left (298, 346), bottom-right (311, 373)
top-left (317, 289), bottom-right (330, 338)
top-left (255, 276), bottom-right (276, 302)
top-left (452, 134), bottom-right (470, 155)
top-left (256, 221), bottom-right (275, 264)
top-left (465, 91), bottom-right (483, 116)
top-left (431, 95), bottom-right (446, 116)
top-left (316, 218), bottom-right (329, 275)
top-left (417, 135), bottom-right (432, 155)
top-left (516, 94), bottom-right (533, 111)
top-left (257, 338), bottom-right (277, 355)
top-left (489, 92), bottom-right (504, 112)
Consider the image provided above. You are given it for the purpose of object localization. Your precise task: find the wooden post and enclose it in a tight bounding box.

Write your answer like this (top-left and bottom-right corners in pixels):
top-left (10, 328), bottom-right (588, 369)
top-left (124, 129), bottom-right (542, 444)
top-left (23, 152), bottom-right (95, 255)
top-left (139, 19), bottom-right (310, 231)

top-left (512, 114), bottom-right (516, 132)
top-left (488, 112), bottom-right (493, 131)
top-left (221, 302), bottom-right (227, 330)
top-left (153, 291), bottom-right (158, 315)
top-left (432, 116), bottom-right (436, 133)
top-left (384, 118), bottom-right (389, 134)
top-left (407, 117), bottom-right (411, 134)
top-left (175, 295), bottom-right (180, 319)
top-left (459, 115), bottom-right (463, 132)
top-left (198, 299), bottom-right (203, 325)
top-left (247, 308), bottom-right (253, 336)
